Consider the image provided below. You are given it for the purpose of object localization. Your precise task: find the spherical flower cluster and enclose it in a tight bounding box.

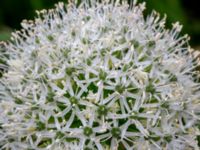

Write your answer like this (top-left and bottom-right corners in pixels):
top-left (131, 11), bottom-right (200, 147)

top-left (0, 0), bottom-right (200, 149)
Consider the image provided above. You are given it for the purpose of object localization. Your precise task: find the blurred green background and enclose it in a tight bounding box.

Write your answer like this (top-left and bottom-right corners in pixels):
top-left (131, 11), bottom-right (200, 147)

top-left (0, 0), bottom-right (200, 48)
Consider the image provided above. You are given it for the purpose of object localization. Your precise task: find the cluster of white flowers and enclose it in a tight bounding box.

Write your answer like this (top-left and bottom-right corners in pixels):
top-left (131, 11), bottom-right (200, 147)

top-left (0, 0), bottom-right (200, 149)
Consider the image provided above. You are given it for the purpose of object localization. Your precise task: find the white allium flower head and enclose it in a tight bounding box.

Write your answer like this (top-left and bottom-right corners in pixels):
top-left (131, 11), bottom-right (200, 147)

top-left (0, 0), bottom-right (200, 149)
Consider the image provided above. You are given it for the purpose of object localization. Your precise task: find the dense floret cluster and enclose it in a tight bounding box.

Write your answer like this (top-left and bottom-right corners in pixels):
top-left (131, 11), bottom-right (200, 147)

top-left (0, 0), bottom-right (200, 149)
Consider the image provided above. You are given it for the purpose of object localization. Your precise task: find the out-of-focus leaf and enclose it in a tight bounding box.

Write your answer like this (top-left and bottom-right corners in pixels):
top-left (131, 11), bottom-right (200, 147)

top-left (0, 32), bottom-right (10, 41)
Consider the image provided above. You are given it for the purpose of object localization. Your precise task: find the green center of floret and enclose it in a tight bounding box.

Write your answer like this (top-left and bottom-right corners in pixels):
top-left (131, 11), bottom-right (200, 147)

top-left (56, 131), bottom-right (65, 139)
top-left (160, 101), bottom-right (170, 109)
top-left (111, 127), bottom-right (121, 138)
top-left (70, 97), bottom-right (79, 105)
top-left (97, 105), bottom-right (108, 116)
top-left (36, 121), bottom-right (46, 131)
top-left (145, 83), bottom-right (156, 94)
top-left (66, 67), bottom-right (75, 76)
top-left (46, 92), bottom-right (55, 102)
top-left (14, 98), bottom-right (23, 104)
top-left (115, 85), bottom-right (126, 94)
top-left (99, 69), bottom-right (107, 81)
top-left (83, 127), bottom-right (93, 137)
